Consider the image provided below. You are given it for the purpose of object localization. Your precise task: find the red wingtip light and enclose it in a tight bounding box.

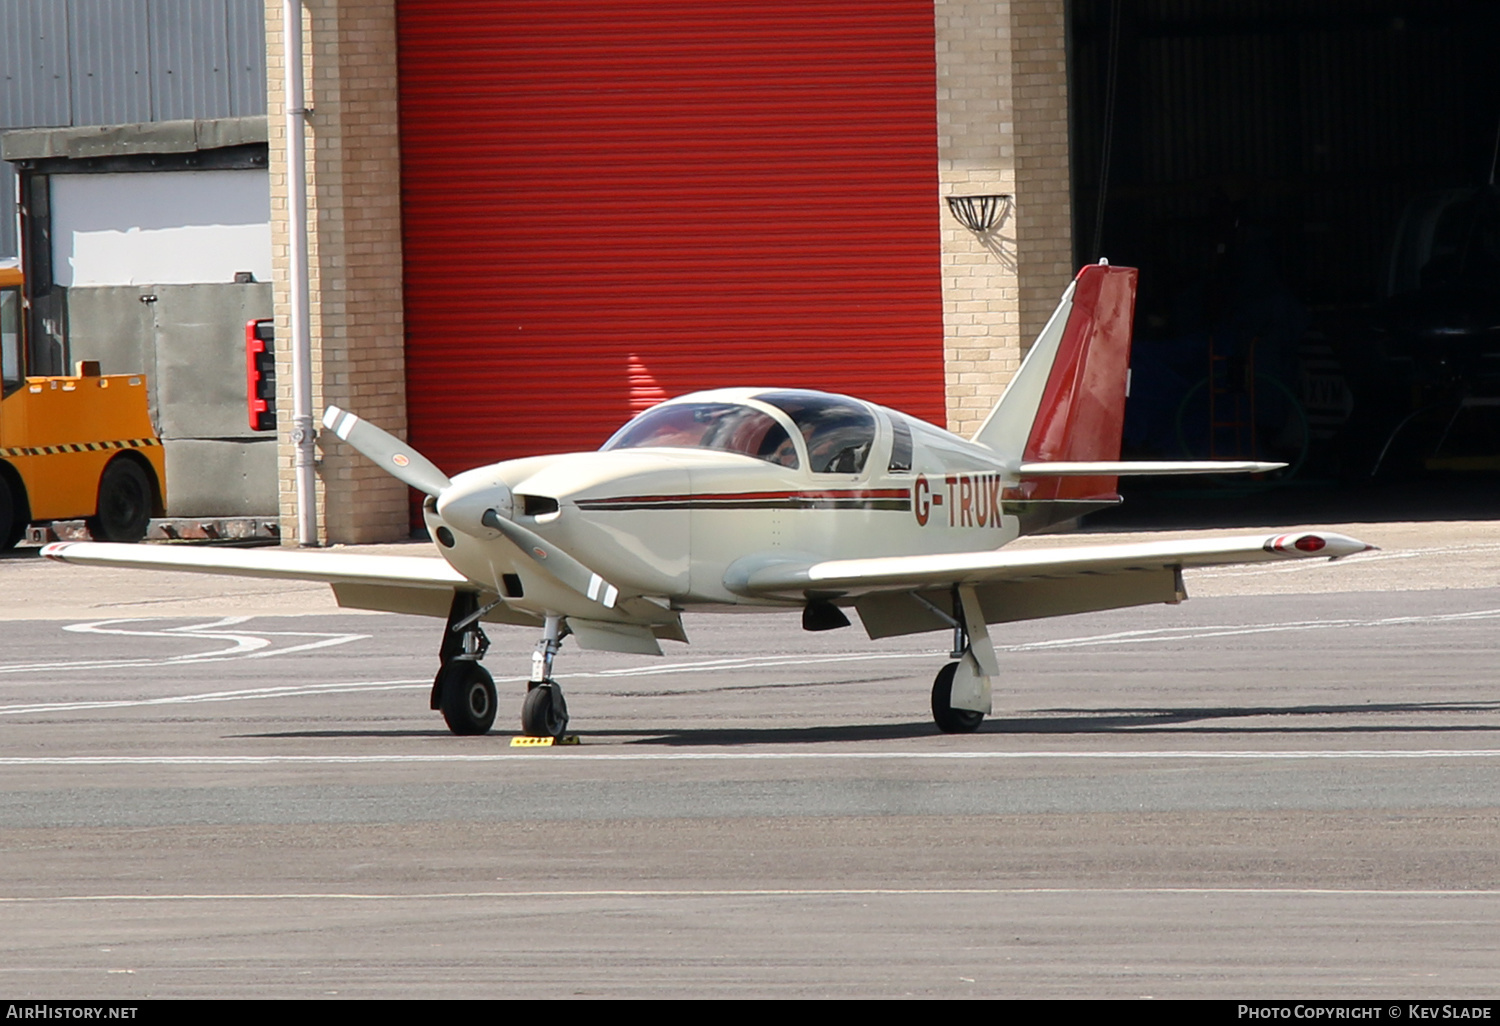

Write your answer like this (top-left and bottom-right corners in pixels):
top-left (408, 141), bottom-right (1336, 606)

top-left (1294, 535), bottom-right (1326, 553)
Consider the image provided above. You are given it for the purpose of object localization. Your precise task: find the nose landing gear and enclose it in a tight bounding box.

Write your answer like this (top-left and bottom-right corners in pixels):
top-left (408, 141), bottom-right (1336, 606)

top-left (522, 615), bottom-right (571, 739)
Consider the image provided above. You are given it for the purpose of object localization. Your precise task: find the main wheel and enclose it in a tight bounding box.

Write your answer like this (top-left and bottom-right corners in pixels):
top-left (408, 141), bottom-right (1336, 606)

top-left (521, 682), bottom-right (569, 739)
top-left (88, 459), bottom-right (152, 542)
top-left (931, 661), bottom-right (984, 734)
top-left (438, 659), bottom-right (497, 735)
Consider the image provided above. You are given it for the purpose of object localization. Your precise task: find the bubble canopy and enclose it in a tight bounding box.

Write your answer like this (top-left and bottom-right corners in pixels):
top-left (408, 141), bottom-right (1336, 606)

top-left (601, 390), bottom-right (880, 474)
top-left (602, 402), bottom-right (799, 468)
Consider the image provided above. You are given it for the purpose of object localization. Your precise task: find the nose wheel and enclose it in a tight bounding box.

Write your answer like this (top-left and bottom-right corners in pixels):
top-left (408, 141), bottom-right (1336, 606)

top-left (522, 681), bottom-right (569, 739)
top-left (522, 615), bottom-right (571, 738)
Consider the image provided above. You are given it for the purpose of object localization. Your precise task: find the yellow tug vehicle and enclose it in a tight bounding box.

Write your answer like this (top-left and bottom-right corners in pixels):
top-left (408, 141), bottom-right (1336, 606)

top-left (0, 264), bottom-right (164, 549)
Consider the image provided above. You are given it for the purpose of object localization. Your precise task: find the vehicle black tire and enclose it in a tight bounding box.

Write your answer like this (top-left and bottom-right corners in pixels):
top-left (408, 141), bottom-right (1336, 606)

top-left (0, 475), bottom-right (22, 551)
top-left (521, 681), bottom-right (569, 739)
top-left (88, 459), bottom-right (152, 542)
top-left (438, 659), bottom-right (497, 736)
top-left (931, 661), bottom-right (984, 734)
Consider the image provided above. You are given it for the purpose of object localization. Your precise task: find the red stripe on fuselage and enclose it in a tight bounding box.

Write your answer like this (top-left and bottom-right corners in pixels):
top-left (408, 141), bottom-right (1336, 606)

top-left (578, 488), bottom-right (910, 506)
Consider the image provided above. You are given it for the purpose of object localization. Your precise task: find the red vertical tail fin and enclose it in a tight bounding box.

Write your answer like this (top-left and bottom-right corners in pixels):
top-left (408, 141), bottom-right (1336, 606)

top-left (972, 263), bottom-right (1138, 501)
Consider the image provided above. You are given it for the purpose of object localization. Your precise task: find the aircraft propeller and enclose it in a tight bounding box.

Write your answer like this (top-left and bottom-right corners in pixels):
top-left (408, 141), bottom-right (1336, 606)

top-left (322, 406), bottom-right (451, 498)
top-left (320, 405), bottom-right (623, 611)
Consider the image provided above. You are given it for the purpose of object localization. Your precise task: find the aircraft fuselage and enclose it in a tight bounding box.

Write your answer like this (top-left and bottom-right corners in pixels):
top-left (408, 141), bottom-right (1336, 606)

top-left (423, 387), bottom-right (1058, 622)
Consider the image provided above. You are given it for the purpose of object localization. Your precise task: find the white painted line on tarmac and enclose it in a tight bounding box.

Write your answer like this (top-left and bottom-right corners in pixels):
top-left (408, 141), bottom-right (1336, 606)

top-left (0, 617), bottom-right (367, 675)
top-left (0, 749), bottom-right (1497, 766)
top-left (2, 886), bottom-right (1498, 904)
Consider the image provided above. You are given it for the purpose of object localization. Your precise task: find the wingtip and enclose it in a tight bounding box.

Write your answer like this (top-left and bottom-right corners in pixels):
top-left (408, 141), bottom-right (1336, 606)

top-left (1263, 532), bottom-right (1376, 559)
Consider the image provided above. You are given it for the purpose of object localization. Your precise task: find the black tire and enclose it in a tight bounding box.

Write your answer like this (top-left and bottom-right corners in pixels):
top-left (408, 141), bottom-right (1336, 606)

top-left (0, 475), bottom-right (22, 551)
top-left (931, 661), bottom-right (984, 734)
top-left (521, 682), bottom-right (569, 739)
top-left (438, 659), bottom-right (497, 735)
top-left (88, 459), bottom-right (152, 542)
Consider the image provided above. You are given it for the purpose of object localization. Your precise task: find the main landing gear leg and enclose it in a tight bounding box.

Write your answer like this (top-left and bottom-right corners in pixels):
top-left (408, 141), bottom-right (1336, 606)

top-left (930, 586), bottom-right (994, 734)
top-left (433, 591), bottom-right (496, 736)
top-left (521, 614), bottom-right (571, 739)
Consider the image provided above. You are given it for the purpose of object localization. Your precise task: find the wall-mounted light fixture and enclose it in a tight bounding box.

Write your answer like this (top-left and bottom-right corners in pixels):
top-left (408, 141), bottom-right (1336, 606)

top-left (945, 193), bottom-right (1013, 234)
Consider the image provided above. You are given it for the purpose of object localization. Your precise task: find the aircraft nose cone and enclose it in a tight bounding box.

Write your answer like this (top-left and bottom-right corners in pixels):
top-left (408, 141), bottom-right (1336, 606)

top-left (435, 476), bottom-right (513, 538)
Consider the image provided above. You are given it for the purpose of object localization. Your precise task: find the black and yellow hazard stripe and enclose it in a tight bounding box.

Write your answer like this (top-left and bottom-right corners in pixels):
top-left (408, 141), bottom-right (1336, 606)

top-left (0, 437), bottom-right (160, 459)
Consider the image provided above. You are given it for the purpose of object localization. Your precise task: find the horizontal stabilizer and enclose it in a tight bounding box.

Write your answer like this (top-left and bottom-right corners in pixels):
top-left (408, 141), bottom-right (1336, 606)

top-left (1018, 460), bottom-right (1286, 476)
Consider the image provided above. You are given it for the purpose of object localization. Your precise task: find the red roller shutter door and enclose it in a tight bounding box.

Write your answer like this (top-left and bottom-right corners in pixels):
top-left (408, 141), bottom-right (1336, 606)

top-left (397, 2), bottom-right (946, 476)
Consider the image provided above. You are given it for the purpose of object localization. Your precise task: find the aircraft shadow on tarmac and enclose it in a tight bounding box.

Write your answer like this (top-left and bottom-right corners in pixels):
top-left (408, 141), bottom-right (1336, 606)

top-left (237, 699), bottom-right (1500, 745)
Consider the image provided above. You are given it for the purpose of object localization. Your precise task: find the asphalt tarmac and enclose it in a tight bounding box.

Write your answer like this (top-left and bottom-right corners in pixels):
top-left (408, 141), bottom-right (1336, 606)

top-left (2, 517), bottom-right (1499, 998)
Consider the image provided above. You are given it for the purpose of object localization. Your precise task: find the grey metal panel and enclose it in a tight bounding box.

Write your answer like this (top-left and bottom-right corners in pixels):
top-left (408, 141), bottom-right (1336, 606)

top-left (67, 0), bottom-right (153, 126)
top-left (149, 0), bottom-right (232, 121)
top-left (226, 0), bottom-right (266, 116)
top-left (147, 282), bottom-right (272, 439)
top-left (161, 437), bottom-right (277, 515)
top-left (1, 1), bottom-right (266, 132)
top-left (0, 0), bottom-right (72, 129)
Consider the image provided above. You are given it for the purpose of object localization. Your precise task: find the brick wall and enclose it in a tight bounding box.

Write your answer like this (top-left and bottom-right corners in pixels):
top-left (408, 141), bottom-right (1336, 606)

top-left (265, 0), bottom-right (409, 544)
top-left (936, 0), bottom-right (1073, 439)
top-left (1008, 0), bottom-right (1075, 358)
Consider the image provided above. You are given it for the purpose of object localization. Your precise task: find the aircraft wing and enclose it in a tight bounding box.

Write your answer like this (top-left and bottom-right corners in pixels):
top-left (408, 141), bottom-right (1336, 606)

top-left (40, 541), bottom-right (542, 625)
top-left (727, 531), bottom-right (1374, 639)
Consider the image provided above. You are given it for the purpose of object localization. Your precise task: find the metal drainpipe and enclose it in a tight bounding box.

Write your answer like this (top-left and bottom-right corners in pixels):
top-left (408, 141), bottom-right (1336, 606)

top-left (283, 0), bottom-right (317, 546)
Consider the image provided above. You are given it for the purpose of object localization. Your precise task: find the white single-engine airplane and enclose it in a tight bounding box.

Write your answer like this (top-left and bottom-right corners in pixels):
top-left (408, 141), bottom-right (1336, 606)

top-left (44, 264), bottom-right (1372, 737)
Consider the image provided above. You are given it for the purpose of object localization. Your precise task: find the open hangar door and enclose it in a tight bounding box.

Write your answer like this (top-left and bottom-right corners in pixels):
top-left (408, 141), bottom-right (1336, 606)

top-left (1070, 0), bottom-right (1500, 502)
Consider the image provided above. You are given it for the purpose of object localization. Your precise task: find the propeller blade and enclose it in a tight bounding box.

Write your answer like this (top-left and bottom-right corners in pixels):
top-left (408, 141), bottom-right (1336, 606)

top-left (481, 509), bottom-right (621, 609)
top-left (322, 406), bottom-right (452, 498)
